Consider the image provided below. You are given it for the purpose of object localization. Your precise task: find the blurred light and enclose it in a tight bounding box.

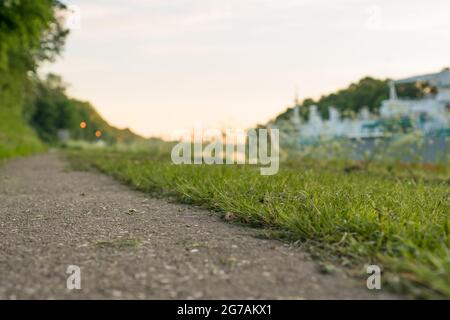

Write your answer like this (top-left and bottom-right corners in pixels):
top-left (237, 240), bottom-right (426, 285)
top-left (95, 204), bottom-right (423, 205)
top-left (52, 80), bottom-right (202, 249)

top-left (80, 121), bottom-right (87, 129)
top-left (95, 130), bottom-right (102, 138)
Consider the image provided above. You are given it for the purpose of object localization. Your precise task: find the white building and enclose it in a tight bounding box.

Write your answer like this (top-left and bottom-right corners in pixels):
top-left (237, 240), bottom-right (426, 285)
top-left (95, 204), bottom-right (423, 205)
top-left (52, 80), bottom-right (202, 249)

top-left (281, 68), bottom-right (450, 140)
top-left (380, 68), bottom-right (449, 133)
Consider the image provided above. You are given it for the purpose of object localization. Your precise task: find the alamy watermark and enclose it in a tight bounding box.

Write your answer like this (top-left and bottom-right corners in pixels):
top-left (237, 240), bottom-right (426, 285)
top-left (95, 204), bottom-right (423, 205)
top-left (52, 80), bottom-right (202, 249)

top-left (366, 265), bottom-right (381, 290)
top-left (365, 4), bottom-right (382, 30)
top-left (65, 5), bottom-right (81, 30)
top-left (66, 265), bottom-right (81, 290)
top-left (171, 128), bottom-right (279, 175)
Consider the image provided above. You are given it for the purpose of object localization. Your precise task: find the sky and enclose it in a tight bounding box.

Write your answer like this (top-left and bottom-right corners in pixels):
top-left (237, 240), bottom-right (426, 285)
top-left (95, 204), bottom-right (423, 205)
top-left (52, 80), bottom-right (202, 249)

top-left (43, 0), bottom-right (450, 138)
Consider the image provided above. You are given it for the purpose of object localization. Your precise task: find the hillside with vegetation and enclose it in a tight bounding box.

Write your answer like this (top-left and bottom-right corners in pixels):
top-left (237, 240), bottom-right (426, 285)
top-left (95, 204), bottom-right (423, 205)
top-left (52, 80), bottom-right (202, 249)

top-left (0, 1), bottom-right (64, 159)
top-left (25, 73), bottom-right (146, 144)
top-left (273, 77), bottom-right (433, 123)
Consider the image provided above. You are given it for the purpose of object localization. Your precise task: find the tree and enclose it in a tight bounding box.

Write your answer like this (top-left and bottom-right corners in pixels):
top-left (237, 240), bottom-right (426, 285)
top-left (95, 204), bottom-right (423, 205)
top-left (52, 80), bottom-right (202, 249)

top-left (0, 0), bottom-right (67, 72)
top-left (28, 74), bottom-right (78, 142)
top-left (0, 0), bottom-right (68, 114)
top-left (0, 1), bottom-right (68, 149)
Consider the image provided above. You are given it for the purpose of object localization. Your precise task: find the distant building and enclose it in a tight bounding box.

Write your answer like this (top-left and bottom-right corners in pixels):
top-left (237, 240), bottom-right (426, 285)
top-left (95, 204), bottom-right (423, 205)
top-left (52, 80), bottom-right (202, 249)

top-left (276, 68), bottom-right (450, 140)
top-left (380, 68), bottom-right (449, 133)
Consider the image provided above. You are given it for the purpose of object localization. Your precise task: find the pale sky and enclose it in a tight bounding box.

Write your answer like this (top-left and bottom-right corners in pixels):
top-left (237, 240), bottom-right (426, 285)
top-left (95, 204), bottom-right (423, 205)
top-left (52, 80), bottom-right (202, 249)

top-left (43, 0), bottom-right (450, 138)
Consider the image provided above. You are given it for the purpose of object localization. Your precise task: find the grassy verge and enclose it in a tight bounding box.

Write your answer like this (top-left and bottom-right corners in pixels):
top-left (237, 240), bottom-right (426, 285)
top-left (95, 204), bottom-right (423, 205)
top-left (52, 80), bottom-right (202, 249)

top-left (0, 108), bottom-right (45, 161)
top-left (66, 148), bottom-right (449, 298)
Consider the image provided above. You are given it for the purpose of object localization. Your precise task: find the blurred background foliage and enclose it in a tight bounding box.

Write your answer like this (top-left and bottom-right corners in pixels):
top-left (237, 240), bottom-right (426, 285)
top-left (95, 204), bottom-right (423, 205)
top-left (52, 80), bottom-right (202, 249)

top-left (0, 0), bottom-right (66, 159)
top-left (0, 1), bottom-right (144, 160)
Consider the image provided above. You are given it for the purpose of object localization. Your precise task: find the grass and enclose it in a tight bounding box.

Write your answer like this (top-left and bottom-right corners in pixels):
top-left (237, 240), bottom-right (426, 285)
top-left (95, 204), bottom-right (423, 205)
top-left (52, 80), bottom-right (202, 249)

top-left (94, 238), bottom-right (142, 249)
top-left (65, 147), bottom-right (450, 298)
top-left (0, 108), bottom-right (45, 161)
